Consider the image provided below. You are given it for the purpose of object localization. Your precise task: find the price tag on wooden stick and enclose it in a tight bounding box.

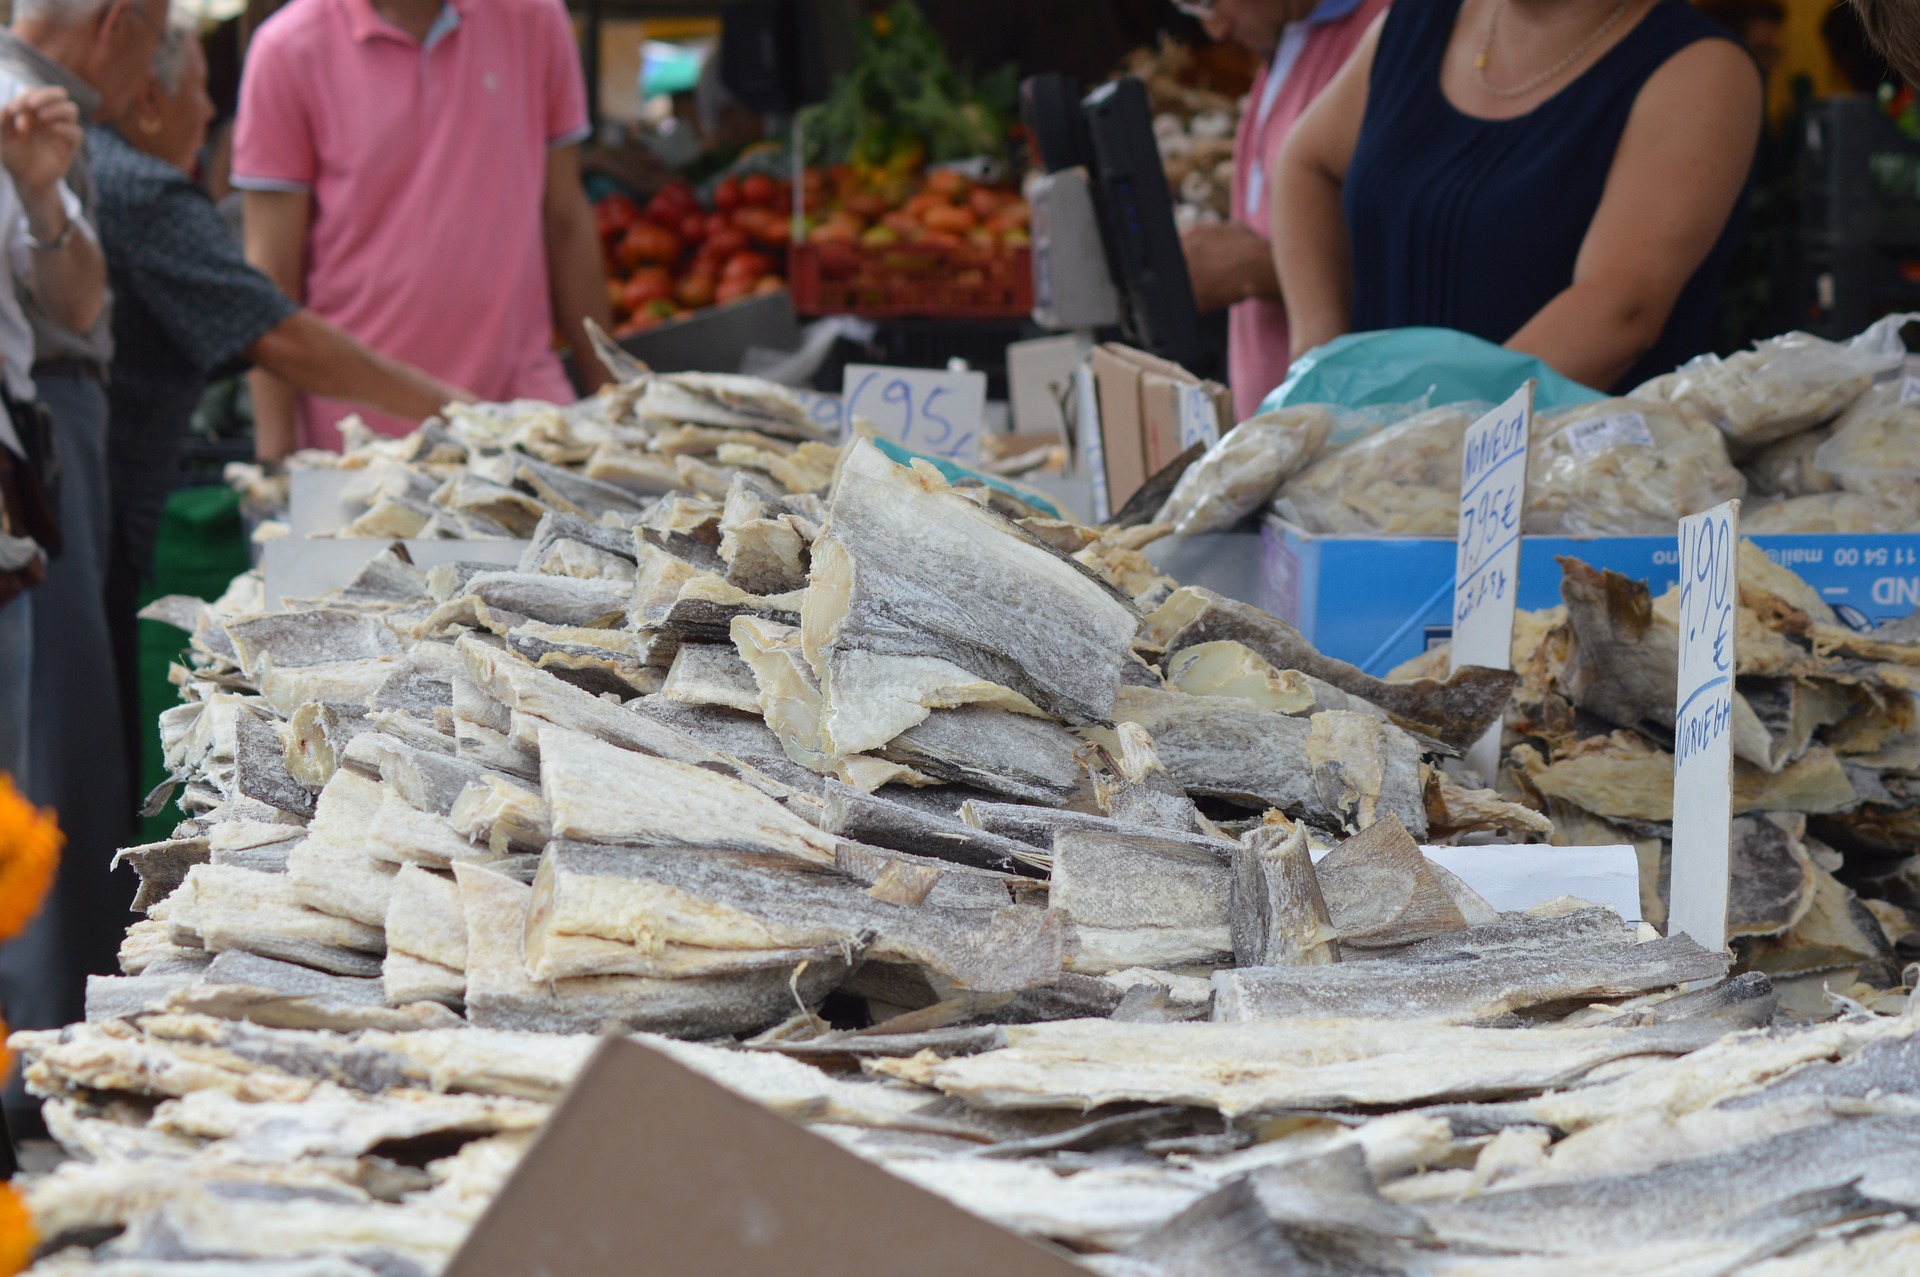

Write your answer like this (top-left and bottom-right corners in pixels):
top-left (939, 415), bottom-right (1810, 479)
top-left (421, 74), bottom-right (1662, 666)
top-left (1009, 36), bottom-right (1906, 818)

top-left (842, 364), bottom-right (987, 464)
top-left (1450, 382), bottom-right (1533, 781)
top-left (1669, 498), bottom-right (1740, 951)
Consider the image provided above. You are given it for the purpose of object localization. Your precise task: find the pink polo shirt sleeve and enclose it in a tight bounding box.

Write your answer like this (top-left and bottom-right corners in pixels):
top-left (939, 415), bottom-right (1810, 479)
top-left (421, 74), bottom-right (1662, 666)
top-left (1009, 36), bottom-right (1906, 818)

top-left (537, 0), bottom-right (591, 147)
top-left (232, 27), bottom-right (317, 191)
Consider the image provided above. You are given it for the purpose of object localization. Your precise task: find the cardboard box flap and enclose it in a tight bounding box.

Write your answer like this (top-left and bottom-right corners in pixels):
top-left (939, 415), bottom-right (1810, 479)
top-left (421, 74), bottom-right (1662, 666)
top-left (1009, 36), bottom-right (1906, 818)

top-left (1099, 341), bottom-right (1193, 383)
top-left (444, 1035), bottom-right (1090, 1277)
top-left (1088, 345), bottom-right (1149, 512)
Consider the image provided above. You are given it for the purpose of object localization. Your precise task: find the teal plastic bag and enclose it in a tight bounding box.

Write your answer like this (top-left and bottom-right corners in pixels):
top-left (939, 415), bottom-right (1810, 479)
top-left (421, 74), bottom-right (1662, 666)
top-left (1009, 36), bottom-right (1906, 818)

top-left (1258, 328), bottom-right (1605, 416)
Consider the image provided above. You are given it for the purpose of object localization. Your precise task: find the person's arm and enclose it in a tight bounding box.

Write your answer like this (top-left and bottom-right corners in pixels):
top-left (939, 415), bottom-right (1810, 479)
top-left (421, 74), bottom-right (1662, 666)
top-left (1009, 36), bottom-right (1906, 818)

top-left (1181, 222), bottom-right (1280, 314)
top-left (1505, 41), bottom-right (1761, 389)
top-left (242, 189), bottom-right (310, 462)
top-left (543, 142), bottom-right (613, 395)
top-left (0, 87), bottom-right (104, 333)
top-left (251, 309), bottom-right (469, 420)
top-left (1271, 14), bottom-right (1385, 361)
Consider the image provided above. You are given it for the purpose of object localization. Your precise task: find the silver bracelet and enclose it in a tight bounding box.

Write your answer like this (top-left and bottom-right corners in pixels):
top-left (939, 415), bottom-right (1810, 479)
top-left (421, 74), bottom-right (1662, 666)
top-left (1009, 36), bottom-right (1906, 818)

top-left (25, 217), bottom-right (73, 252)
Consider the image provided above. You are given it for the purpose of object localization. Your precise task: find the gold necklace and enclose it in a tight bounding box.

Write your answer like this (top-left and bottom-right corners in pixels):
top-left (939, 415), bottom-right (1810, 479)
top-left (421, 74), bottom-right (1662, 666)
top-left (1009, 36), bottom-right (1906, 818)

top-left (1474, 0), bottom-right (1634, 100)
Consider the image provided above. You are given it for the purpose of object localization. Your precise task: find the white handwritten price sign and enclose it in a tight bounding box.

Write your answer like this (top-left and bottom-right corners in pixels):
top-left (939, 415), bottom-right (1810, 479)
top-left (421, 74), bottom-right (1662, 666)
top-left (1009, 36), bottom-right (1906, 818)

top-left (789, 389), bottom-right (845, 437)
top-left (841, 364), bottom-right (988, 464)
top-left (1450, 382), bottom-right (1534, 782)
top-left (1669, 499), bottom-right (1740, 951)
top-left (1178, 384), bottom-right (1221, 451)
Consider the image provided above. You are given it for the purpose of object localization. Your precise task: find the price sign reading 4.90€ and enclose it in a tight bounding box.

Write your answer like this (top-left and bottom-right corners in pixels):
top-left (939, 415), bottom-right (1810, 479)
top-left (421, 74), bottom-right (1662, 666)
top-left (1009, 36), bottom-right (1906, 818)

top-left (841, 364), bottom-right (988, 465)
top-left (1668, 499), bottom-right (1740, 952)
top-left (1451, 381), bottom-right (1534, 782)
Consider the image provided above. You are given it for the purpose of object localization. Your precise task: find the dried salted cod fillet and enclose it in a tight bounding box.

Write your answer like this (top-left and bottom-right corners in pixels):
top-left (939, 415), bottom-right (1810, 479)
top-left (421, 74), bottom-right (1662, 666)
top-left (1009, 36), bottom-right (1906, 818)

top-left (880, 704), bottom-right (1084, 803)
top-left (1090, 722), bottom-right (1209, 836)
top-left (164, 952), bottom-right (463, 1031)
top-left (169, 865), bottom-right (384, 977)
top-left (1420, 1116), bottom-right (1920, 1256)
top-left (285, 702), bottom-right (372, 790)
top-left (385, 950), bottom-right (466, 1010)
top-left (885, 1156), bottom-right (1219, 1252)
top-left (233, 708), bottom-right (315, 817)
top-left (342, 731), bottom-right (495, 816)
top-left (1165, 639), bottom-right (1390, 722)
top-left (719, 474), bottom-right (813, 594)
top-left (637, 372), bottom-right (823, 439)
top-left (1213, 911), bottom-right (1727, 1024)
top-left (1158, 588), bottom-right (1516, 751)
top-left (875, 1015), bottom-right (1730, 1117)
top-left (385, 864), bottom-right (467, 971)
top-left (452, 569), bottom-right (631, 628)
top-left (151, 1081), bottom-right (548, 1161)
top-left (258, 659), bottom-right (405, 718)
top-left (1093, 686), bottom-right (1427, 833)
top-left (1307, 711), bottom-right (1428, 834)
top-left (449, 773), bottom-right (553, 855)
top-left (730, 614), bottom-right (923, 790)
top-left (518, 509), bottom-right (637, 574)
top-left (1050, 826), bottom-right (1237, 973)
top-left (113, 835), bottom-right (211, 912)
top-left (13, 1019), bottom-right (320, 1104)
top-left (225, 610), bottom-right (406, 676)
top-left (538, 722), bottom-right (837, 864)
top-left (803, 439), bottom-right (1139, 754)
top-left (456, 862), bottom-right (850, 1036)
top-left (524, 841), bottom-right (1062, 992)
top-left (365, 793), bottom-right (501, 869)
top-left (822, 782), bottom-right (1043, 873)
top-left (352, 1026), bottom-right (598, 1101)
top-left (1741, 857), bottom-right (1895, 980)
top-left (1530, 745), bottom-right (1855, 821)
top-left (1229, 822), bottom-right (1337, 967)
top-left (1314, 816), bottom-right (1468, 950)
top-left (660, 641), bottom-right (762, 713)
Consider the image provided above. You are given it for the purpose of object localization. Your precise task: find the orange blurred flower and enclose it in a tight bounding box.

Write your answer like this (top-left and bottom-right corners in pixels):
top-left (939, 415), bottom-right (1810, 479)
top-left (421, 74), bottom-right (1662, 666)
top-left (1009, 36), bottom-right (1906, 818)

top-left (0, 774), bottom-right (59, 947)
top-left (0, 1183), bottom-right (31, 1276)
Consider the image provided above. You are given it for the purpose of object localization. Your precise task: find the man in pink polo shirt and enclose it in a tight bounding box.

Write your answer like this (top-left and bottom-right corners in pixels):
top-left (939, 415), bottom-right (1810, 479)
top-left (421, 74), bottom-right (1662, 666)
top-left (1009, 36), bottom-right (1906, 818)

top-left (1179, 0), bottom-right (1388, 421)
top-left (232, 0), bottom-right (614, 456)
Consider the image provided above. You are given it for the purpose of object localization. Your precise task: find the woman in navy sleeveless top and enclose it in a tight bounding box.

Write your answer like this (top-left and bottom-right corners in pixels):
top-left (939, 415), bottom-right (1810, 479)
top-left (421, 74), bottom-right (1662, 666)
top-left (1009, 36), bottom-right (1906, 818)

top-left (1271, 0), bottom-right (1762, 393)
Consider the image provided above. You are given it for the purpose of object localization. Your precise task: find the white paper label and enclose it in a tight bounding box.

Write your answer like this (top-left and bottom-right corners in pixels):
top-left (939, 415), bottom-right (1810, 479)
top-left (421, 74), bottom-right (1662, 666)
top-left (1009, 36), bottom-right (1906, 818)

top-left (789, 389), bottom-right (845, 437)
top-left (1075, 363), bottom-right (1111, 523)
top-left (1901, 375), bottom-right (1920, 404)
top-left (1563, 411), bottom-right (1654, 457)
top-left (1669, 498), bottom-right (1740, 952)
top-left (1451, 382), bottom-right (1533, 781)
top-left (1178, 384), bottom-right (1221, 451)
top-left (842, 364), bottom-right (988, 464)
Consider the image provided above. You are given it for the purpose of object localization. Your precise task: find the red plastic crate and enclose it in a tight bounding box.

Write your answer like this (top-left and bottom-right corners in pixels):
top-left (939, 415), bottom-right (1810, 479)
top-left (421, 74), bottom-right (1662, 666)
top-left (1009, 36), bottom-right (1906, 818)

top-left (789, 242), bottom-right (1033, 319)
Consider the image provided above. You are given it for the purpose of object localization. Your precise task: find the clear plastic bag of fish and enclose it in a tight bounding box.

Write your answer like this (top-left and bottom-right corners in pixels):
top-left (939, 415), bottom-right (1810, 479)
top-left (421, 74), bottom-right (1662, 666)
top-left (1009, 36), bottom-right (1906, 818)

top-left (1742, 490), bottom-right (1920, 534)
top-left (1812, 376), bottom-right (1920, 499)
top-left (1743, 425), bottom-right (1839, 497)
top-left (1271, 405), bottom-right (1477, 535)
top-left (1156, 406), bottom-right (1337, 535)
top-left (1524, 398), bottom-right (1744, 535)
top-left (1631, 313), bottom-right (1915, 449)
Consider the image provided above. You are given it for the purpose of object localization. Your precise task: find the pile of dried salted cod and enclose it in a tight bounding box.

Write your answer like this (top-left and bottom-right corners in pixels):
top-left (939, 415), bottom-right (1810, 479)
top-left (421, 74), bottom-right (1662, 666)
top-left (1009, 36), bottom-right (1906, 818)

top-left (15, 373), bottom-right (1920, 1273)
top-left (1395, 541), bottom-right (1920, 1019)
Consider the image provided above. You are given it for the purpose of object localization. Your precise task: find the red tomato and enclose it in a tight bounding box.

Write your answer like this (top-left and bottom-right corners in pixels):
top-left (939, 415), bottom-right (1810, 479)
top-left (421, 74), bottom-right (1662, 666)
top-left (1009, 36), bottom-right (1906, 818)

top-left (715, 277), bottom-right (756, 306)
top-left (618, 222), bottom-right (680, 268)
top-left (843, 192), bottom-right (888, 221)
top-left (721, 250), bottom-right (772, 284)
top-left (678, 212), bottom-right (707, 245)
top-left (705, 225), bottom-right (750, 259)
top-left (753, 274), bottom-right (786, 296)
top-left (968, 187), bottom-right (1003, 220)
top-left (675, 271), bottom-right (716, 310)
top-left (704, 213), bottom-right (731, 239)
top-left (740, 173), bottom-right (776, 207)
top-left (713, 177), bottom-right (742, 211)
top-left (595, 194), bottom-right (641, 239)
top-left (621, 266), bottom-right (673, 312)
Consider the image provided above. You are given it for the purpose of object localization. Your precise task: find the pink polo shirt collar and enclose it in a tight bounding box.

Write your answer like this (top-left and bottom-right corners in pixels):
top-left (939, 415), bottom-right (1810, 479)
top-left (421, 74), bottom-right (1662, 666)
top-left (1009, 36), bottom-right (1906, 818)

top-left (335, 0), bottom-right (469, 46)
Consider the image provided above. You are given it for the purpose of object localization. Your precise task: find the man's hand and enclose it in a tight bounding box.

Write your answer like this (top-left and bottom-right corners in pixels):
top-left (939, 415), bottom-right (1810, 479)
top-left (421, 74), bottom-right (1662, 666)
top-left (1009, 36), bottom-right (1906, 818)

top-left (1180, 221), bottom-right (1281, 314)
top-left (0, 87), bottom-right (80, 211)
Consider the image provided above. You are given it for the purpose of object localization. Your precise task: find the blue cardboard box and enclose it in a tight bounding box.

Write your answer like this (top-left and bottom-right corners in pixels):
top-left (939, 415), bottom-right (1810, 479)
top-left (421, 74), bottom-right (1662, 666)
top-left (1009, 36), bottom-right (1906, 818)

top-left (1151, 521), bottom-right (1920, 677)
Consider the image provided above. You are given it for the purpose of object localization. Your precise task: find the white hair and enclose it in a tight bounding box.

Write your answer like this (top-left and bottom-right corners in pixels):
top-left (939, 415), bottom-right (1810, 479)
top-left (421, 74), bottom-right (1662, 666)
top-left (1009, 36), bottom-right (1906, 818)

top-left (151, 18), bottom-right (197, 94)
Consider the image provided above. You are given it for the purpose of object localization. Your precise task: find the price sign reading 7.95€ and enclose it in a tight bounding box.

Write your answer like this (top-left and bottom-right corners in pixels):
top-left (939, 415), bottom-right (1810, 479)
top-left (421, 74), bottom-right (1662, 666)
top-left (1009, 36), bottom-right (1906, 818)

top-left (1668, 498), bottom-right (1740, 952)
top-left (1450, 381), bottom-right (1534, 782)
top-left (841, 364), bottom-right (988, 465)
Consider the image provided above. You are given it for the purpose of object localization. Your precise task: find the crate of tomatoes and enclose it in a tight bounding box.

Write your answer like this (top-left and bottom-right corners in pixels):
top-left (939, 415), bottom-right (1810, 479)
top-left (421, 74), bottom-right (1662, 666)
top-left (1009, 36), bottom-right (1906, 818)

top-left (596, 174), bottom-right (792, 337)
top-left (790, 167), bottom-right (1031, 319)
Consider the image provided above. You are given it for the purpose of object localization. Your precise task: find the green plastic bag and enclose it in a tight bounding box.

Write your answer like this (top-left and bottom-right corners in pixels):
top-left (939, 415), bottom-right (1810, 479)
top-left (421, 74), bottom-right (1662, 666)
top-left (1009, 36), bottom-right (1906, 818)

top-left (1258, 328), bottom-right (1605, 416)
